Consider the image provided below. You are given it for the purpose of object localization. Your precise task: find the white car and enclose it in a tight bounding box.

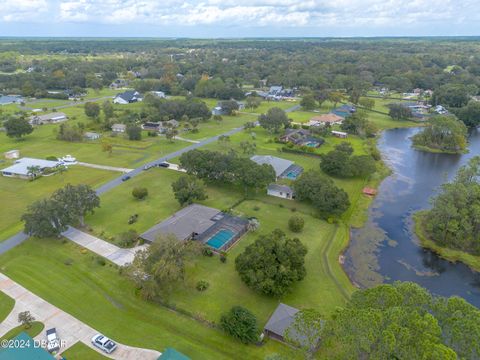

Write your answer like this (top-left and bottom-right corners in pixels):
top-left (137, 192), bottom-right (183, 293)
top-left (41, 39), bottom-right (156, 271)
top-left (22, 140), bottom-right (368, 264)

top-left (91, 334), bottom-right (117, 354)
top-left (46, 328), bottom-right (60, 353)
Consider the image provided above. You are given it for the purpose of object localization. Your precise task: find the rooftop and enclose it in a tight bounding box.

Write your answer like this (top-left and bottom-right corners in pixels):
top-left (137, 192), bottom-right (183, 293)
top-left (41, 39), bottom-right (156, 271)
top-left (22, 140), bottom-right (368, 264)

top-left (264, 303), bottom-right (300, 339)
top-left (140, 204), bottom-right (221, 243)
top-left (268, 184), bottom-right (294, 193)
top-left (309, 113), bottom-right (344, 124)
top-left (1, 157), bottom-right (60, 176)
top-left (250, 155), bottom-right (293, 178)
top-left (0, 332), bottom-right (54, 360)
top-left (29, 112), bottom-right (67, 122)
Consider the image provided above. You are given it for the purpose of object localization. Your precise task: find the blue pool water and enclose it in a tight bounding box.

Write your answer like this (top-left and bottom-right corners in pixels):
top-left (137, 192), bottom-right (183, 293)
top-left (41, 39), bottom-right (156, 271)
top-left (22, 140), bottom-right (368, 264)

top-left (305, 142), bottom-right (318, 147)
top-left (285, 172), bottom-right (297, 179)
top-left (206, 229), bottom-right (235, 250)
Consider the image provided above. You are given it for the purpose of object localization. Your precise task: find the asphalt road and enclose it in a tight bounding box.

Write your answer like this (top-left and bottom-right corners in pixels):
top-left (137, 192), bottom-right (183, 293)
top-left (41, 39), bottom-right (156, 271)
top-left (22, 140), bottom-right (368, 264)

top-left (0, 124), bottom-right (246, 253)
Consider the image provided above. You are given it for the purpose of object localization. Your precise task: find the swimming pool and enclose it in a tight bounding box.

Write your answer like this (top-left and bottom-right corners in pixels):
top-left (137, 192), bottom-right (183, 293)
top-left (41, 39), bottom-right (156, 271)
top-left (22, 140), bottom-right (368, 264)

top-left (305, 141), bottom-right (318, 147)
top-left (285, 172), bottom-right (298, 179)
top-left (206, 229), bottom-right (235, 250)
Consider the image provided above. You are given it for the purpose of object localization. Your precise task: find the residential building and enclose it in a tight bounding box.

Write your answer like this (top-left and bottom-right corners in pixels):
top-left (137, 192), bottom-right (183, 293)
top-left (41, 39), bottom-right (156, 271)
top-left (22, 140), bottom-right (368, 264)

top-left (1, 157), bottom-right (61, 179)
top-left (112, 123), bottom-right (126, 133)
top-left (250, 155), bottom-right (303, 180)
top-left (280, 128), bottom-right (324, 147)
top-left (0, 332), bottom-right (54, 360)
top-left (263, 303), bottom-right (302, 343)
top-left (109, 79), bottom-right (129, 89)
top-left (332, 130), bottom-right (348, 138)
top-left (267, 184), bottom-right (294, 200)
top-left (308, 113), bottom-right (344, 126)
top-left (4, 149), bottom-right (20, 159)
top-left (140, 204), bottom-right (248, 251)
top-left (142, 122), bottom-right (162, 132)
top-left (151, 91), bottom-right (166, 98)
top-left (84, 132), bottom-right (101, 140)
top-left (331, 104), bottom-right (356, 118)
top-left (159, 348), bottom-right (191, 360)
top-left (29, 112), bottom-right (68, 125)
top-left (113, 90), bottom-right (143, 104)
top-left (0, 94), bottom-right (23, 105)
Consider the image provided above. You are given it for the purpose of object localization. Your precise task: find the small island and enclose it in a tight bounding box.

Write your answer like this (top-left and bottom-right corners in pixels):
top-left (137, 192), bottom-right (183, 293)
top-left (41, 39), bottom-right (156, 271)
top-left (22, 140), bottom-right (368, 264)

top-left (412, 114), bottom-right (468, 154)
top-left (414, 156), bottom-right (480, 271)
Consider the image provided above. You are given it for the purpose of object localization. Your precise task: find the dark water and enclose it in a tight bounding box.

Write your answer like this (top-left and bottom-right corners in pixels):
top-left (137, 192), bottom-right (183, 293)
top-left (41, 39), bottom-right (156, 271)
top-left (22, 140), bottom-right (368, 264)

top-left (344, 127), bottom-right (480, 306)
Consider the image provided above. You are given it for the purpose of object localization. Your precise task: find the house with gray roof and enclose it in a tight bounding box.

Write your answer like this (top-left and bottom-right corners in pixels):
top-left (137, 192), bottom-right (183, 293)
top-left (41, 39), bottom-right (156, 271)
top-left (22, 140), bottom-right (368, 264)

top-left (264, 303), bottom-right (301, 343)
top-left (1, 157), bottom-right (61, 179)
top-left (113, 90), bottom-right (142, 104)
top-left (250, 155), bottom-right (303, 180)
top-left (267, 184), bottom-right (294, 200)
top-left (29, 112), bottom-right (67, 125)
top-left (112, 123), bottom-right (126, 133)
top-left (140, 204), bottom-right (221, 243)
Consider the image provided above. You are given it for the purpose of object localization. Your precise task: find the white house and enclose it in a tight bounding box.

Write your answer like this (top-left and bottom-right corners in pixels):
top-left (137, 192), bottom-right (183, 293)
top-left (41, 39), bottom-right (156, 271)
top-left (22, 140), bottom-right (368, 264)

top-left (29, 112), bottom-right (68, 125)
top-left (113, 90), bottom-right (142, 105)
top-left (267, 184), bottom-right (294, 200)
top-left (332, 130), bottom-right (348, 138)
top-left (84, 132), bottom-right (101, 140)
top-left (151, 91), bottom-right (166, 98)
top-left (4, 150), bottom-right (20, 160)
top-left (112, 123), bottom-right (126, 133)
top-left (1, 157), bottom-right (61, 179)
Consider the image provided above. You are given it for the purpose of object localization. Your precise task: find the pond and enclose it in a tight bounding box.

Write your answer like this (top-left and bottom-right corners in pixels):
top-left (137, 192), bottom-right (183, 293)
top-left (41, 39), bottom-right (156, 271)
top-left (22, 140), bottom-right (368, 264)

top-left (344, 127), bottom-right (480, 306)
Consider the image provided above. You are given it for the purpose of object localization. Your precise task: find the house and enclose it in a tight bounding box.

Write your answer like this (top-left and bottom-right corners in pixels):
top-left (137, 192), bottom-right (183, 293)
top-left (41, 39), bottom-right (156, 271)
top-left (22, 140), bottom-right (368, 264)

top-left (332, 130), bottom-right (348, 138)
top-left (84, 132), bottom-right (101, 140)
top-left (109, 79), bottom-right (129, 89)
top-left (250, 155), bottom-right (303, 180)
top-left (140, 204), bottom-right (248, 251)
top-left (211, 101), bottom-right (243, 116)
top-left (142, 122), bottom-right (162, 132)
top-left (308, 113), bottom-right (344, 126)
top-left (0, 332), bottom-right (54, 360)
top-left (280, 128), bottom-right (324, 147)
top-left (267, 184), bottom-right (294, 200)
top-left (113, 90), bottom-right (143, 104)
top-left (269, 86), bottom-right (283, 96)
top-left (331, 104), bottom-right (356, 118)
top-left (263, 303), bottom-right (302, 343)
top-left (1, 157), bottom-right (61, 179)
top-left (29, 112), bottom-right (68, 125)
top-left (435, 105), bottom-right (448, 115)
top-left (0, 94), bottom-right (23, 105)
top-left (112, 123), bottom-right (126, 133)
top-left (151, 91), bottom-right (166, 98)
top-left (4, 149), bottom-right (20, 159)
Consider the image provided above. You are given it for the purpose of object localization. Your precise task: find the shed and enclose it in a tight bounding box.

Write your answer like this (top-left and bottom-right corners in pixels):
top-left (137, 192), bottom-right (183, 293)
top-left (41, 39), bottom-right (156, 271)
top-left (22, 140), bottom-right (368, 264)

top-left (4, 149), bottom-right (20, 159)
top-left (267, 184), bottom-right (294, 200)
top-left (264, 303), bottom-right (300, 343)
top-left (331, 130), bottom-right (348, 138)
top-left (362, 187), bottom-right (377, 196)
top-left (84, 132), bottom-right (101, 140)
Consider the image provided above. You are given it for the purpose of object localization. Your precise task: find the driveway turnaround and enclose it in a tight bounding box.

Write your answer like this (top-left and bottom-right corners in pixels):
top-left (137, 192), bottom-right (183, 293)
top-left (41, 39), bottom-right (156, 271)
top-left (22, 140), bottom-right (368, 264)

top-left (0, 273), bottom-right (161, 359)
top-left (62, 227), bottom-right (147, 266)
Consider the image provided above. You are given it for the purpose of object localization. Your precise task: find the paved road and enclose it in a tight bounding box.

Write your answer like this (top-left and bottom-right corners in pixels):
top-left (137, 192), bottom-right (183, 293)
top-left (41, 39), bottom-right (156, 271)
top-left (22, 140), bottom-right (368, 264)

top-left (96, 125), bottom-right (245, 194)
top-left (63, 227), bottom-right (147, 266)
top-left (0, 273), bottom-right (161, 359)
top-left (0, 124), bottom-right (246, 253)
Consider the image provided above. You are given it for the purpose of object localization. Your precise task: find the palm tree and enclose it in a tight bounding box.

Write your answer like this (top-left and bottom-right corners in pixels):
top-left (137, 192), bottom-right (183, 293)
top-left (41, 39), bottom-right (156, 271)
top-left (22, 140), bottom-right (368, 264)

top-left (27, 165), bottom-right (41, 179)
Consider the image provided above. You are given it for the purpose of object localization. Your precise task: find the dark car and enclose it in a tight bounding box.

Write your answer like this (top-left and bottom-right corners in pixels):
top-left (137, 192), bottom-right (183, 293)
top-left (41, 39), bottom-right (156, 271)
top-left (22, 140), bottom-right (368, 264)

top-left (121, 175), bottom-right (131, 181)
top-left (158, 162), bottom-right (170, 168)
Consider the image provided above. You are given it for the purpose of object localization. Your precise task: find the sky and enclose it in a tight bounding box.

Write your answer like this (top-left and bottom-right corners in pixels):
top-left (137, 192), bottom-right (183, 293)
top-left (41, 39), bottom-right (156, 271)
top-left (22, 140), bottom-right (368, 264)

top-left (0, 0), bottom-right (479, 38)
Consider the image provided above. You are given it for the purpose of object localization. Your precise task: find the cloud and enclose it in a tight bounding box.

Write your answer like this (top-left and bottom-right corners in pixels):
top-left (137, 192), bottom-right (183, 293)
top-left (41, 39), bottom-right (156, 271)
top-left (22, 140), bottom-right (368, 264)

top-left (2, 0), bottom-right (480, 34)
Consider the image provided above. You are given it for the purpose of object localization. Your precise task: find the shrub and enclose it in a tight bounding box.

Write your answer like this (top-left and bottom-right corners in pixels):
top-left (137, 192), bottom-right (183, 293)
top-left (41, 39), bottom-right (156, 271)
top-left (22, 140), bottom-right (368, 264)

top-left (118, 229), bottom-right (138, 247)
top-left (288, 216), bottom-right (305, 233)
top-left (196, 280), bottom-right (210, 291)
top-left (202, 247), bottom-right (214, 257)
top-left (132, 187), bottom-right (148, 200)
top-left (220, 306), bottom-right (258, 344)
top-left (220, 253), bottom-right (227, 263)
top-left (45, 156), bottom-right (58, 161)
top-left (96, 257), bottom-right (106, 266)
top-left (64, 258), bottom-right (74, 265)
top-left (128, 214), bottom-right (139, 224)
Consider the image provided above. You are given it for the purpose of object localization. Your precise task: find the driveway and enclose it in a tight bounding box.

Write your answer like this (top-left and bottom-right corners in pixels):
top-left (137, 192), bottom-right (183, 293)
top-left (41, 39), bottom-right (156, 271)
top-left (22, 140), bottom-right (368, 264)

top-left (0, 273), bottom-right (161, 359)
top-left (62, 227), bottom-right (147, 266)
top-left (77, 162), bottom-right (134, 173)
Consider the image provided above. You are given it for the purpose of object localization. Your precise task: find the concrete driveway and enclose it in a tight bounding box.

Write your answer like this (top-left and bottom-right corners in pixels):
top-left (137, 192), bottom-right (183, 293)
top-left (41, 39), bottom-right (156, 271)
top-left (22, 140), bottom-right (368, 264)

top-left (62, 227), bottom-right (147, 266)
top-left (0, 273), bottom-right (161, 359)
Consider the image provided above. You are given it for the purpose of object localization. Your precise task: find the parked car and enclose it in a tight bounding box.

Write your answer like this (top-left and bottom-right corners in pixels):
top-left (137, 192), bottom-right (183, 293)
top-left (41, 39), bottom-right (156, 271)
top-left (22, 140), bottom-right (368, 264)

top-left (91, 334), bottom-right (117, 354)
top-left (143, 164), bottom-right (153, 170)
top-left (46, 328), bottom-right (60, 353)
top-left (121, 175), bottom-right (131, 181)
top-left (158, 162), bottom-right (170, 168)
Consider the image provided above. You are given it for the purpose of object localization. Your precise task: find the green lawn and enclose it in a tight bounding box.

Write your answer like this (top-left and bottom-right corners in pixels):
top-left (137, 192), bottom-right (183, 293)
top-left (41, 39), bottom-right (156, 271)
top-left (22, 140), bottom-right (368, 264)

top-left (62, 342), bottom-right (110, 360)
top-left (0, 292), bottom-right (14, 323)
top-left (0, 167), bottom-right (115, 242)
top-left (0, 322), bottom-right (44, 341)
top-left (0, 238), bottom-right (297, 360)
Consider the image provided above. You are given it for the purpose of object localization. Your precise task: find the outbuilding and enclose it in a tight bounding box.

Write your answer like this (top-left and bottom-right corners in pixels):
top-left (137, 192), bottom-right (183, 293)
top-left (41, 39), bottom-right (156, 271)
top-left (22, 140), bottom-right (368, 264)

top-left (267, 184), bottom-right (294, 200)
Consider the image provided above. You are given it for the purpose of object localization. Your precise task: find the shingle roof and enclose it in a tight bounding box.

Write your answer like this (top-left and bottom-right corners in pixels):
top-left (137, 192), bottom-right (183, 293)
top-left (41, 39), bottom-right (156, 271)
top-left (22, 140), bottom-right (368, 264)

top-left (140, 204), bottom-right (221, 243)
top-left (116, 90), bottom-right (140, 102)
top-left (250, 155), bottom-right (293, 178)
top-left (268, 184), bottom-right (294, 193)
top-left (309, 113), bottom-right (344, 124)
top-left (264, 303), bottom-right (299, 338)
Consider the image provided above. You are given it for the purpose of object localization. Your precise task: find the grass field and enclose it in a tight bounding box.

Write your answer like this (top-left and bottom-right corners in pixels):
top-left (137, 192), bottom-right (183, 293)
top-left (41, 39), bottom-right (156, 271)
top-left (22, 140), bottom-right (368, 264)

top-left (0, 238), bottom-right (298, 360)
top-left (0, 167), bottom-right (115, 242)
top-left (0, 322), bottom-right (44, 341)
top-left (62, 342), bottom-right (110, 359)
top-left (0, 292), bottom-right (14, 323)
